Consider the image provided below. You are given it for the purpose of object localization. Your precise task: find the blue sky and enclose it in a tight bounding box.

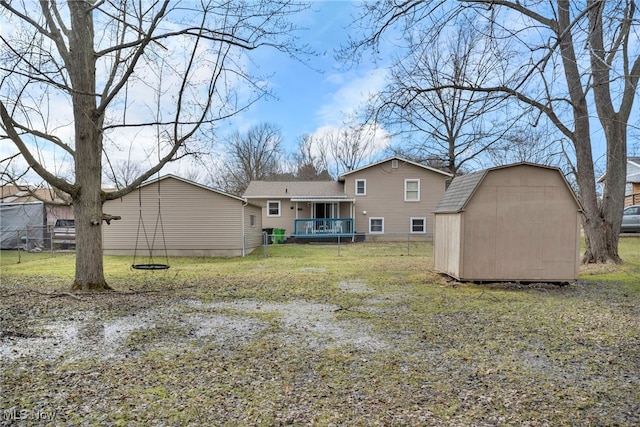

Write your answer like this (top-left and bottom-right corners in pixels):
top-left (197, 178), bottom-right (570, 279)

top-left (221, 1), bottom-right (389, 153)
top-left (1, 1), bottom-right (392, 183)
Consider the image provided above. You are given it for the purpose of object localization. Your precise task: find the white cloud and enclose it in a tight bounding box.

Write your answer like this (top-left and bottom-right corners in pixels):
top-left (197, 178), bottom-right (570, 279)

top-left (310, 122), bottom-right (390, 152)
top-left (316, 68), bottom-right (388, 127)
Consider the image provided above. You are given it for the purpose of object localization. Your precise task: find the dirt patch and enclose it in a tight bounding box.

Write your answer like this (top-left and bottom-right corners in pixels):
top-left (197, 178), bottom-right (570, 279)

top-left (337, 279), bottom-right (373, 293)
top-left (2, 250), bottom-right (639, 426)
top-left (1, 294), bottom-right (389, 364)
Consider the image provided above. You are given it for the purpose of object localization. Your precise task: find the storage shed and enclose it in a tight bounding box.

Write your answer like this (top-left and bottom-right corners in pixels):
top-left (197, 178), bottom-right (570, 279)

top-left (434, 163), bottom-right (582, 282)
top-left (103, 175), bottom-right (263, 257)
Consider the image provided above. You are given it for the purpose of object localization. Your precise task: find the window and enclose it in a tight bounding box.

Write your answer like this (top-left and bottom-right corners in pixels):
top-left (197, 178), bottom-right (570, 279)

top-left (405, 179), bottom-right (420, 201)
top-left (410, 217), bottom-right (426, 234)
top-left (369, 217), bottom-right (384, 233)
top-left (355, 179), bottom-right (366, 196)
top-left (267, 201), bottom-right (281, 217)
top-left (624, 206), bottom-right (639, 216)
top-left (250, 215), bottom-right (256, 227)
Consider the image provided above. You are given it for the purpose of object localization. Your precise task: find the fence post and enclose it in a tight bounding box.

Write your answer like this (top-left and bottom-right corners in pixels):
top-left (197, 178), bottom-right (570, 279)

top-left (262, 232), bottom-right (269, 257)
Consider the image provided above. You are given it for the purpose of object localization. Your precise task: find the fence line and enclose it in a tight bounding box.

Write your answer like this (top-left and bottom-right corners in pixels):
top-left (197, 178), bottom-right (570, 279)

top-left (260, 231), bottom-right (433, 257)
top-left (1, 227), bottom-right (432, 261)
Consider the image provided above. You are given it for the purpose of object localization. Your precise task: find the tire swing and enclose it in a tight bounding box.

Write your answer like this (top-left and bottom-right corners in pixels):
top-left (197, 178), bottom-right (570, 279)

top-left (132, 179), bottom-right (170, 270)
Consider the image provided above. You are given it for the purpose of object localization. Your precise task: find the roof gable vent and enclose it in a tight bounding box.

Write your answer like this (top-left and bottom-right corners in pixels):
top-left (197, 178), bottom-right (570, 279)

top-left (391, 159), bottom-right (398, 169)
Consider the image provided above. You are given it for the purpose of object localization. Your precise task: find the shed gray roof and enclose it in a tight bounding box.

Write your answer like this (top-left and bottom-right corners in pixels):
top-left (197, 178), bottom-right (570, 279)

top-left (434, 171), bottom-right (485, 213)
top-left (434, 162), bottom-right (580, 213)
top-left (243, 181), bottom-right (348, 199)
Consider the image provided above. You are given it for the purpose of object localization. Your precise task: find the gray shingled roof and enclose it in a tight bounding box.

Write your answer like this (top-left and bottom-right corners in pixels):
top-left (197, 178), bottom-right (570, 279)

top-left (627, 173), bottom-right (640, 183)
top-left (435, 162), bottom-right (582, 213)
top-left (243, 181), bottom-right (347, 198)
top-left (434, 170), bottom-right (485, 213)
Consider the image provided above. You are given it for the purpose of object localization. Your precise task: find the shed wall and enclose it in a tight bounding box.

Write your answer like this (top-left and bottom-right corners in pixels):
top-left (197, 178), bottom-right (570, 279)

top-left (434, 213), bottom-right (463, 278)
top-left (461, 166), bottom-right (579, 281)
top-left (103, 178), bottom-right (257, 257)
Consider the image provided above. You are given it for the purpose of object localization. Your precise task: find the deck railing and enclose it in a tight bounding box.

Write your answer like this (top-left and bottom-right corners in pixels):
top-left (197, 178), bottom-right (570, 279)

top-left (294, 218), bottom-right (354, 237)
top-left (625, 193), bottom-right (640, 207)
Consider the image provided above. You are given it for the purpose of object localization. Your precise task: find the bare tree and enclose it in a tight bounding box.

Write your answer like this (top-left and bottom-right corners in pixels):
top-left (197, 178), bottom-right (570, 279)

top-left (342, 0), bottom-right (640, 264)
top-left (215, 122), bottom-right (285, 195)
top-left (321, 125), bottom-right (381, 177)
top-left (289, 134), bottom-right (332, 180)
top-left (487, 122), bottom-right (569, 168)
top-left (368, 16), bottom-right (516, 176)
top-left (103, 160), bottom-right (143, 190)
top-left (0, 1), bottom-right (309, 290)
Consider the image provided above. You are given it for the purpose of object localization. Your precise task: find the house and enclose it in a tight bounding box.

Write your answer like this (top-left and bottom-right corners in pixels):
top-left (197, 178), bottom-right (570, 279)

top-left (0, 184), bottom-right (73, 249)
top-left (0, 184), bottom-right (73, 225)
top-left (243, 157), bottom-right (452, 241)
top-left (102, 175), bottom-right (263, 257)
top-left (433, 163), bottom-right (582, 283)
top-left (625, 157), bottom-right (640, 206)
top-left (596, 157), bottom-right (640, 207)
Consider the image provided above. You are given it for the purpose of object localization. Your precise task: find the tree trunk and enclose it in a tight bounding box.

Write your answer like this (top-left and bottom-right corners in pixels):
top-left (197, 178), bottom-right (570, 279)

top-left (581, 120), bottom-right (626, 264)
top-left (557, 0), bottom-right (622, 264)
top-left (580, 2), bottom-right (626, 264)
top-left (72, 197), bottom-right (111, 291)
top-left (67, 1), bottom-right (111, 291)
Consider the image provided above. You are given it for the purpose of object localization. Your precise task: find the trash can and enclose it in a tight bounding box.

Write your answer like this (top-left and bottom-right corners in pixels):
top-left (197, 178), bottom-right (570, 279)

top-left (273, 228), bottom-right (285, 244)
top-left (262, 228), bottom-right (274, 244)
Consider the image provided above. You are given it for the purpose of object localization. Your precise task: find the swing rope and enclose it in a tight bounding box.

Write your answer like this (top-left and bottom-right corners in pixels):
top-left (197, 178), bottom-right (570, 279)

top-left (132, 177), bottom-right (170, 270)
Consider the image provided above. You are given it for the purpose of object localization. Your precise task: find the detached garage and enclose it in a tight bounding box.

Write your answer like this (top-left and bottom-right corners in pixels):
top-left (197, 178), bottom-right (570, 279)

top-left (434, 163), bottom-right (582, 282)
top-left (103, 175), bottom-right (263, 257)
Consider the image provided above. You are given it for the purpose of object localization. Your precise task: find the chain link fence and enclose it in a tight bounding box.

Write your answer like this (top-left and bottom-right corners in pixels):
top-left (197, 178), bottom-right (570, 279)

top-left (259, 230), bottom-right (434, 257)
top-left (0, 225), bottom-right (76, 253)
top-left (1, 227), bottom-right (433, 263)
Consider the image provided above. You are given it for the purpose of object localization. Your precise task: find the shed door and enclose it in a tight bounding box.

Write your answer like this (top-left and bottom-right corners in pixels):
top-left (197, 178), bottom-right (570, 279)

top-left (495, 187), bottom-right (545, 280)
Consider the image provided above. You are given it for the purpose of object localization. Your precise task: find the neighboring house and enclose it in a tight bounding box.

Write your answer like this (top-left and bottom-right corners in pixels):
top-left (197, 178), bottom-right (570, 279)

top-left (0, 184), bottom-right (73, 225)
top-left (243, 157), bottom-right (452, 241)
top-left (597, 157), bottom-right (640, 207)
top-left (0, 184), bottom-right (73, 249)
top-left (434, 163), bottom-right (582, 283)
top-left (102, 175), bottom-right (262, 257)
top-left (625, 157), bottom-right (640, 206)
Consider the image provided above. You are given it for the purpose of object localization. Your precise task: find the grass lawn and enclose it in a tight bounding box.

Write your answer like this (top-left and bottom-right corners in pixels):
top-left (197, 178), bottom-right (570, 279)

top-left (1, 239), bottom-right (639, 426)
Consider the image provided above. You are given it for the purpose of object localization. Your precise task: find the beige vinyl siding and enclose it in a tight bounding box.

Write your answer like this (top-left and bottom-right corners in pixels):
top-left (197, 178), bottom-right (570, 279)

top-left (253, 198), bottom-right (354, 234)
top-left (434, 213), bottom-right (463, 279)
top-left (434, 164), bottom-right (580, 282)
top-left (243, 203), bottom-right (263, 252)
top-left (103, 177), bottom-right (257, 257)
top-left (250, 198), bottom-right (296, 233)
top-left (345, 160), bottom-right (447, 238)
